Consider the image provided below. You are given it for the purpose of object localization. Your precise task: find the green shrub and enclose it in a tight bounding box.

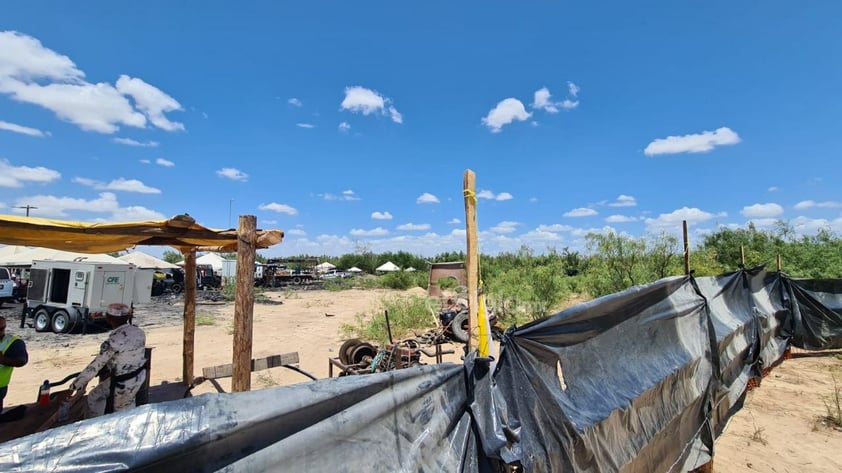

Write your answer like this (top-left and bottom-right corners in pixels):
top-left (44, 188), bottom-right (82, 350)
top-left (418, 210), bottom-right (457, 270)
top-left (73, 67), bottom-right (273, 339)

top-left (376, 271), bottom-right (426, 290)
top-left (340, 294), bottom-right (436, 345)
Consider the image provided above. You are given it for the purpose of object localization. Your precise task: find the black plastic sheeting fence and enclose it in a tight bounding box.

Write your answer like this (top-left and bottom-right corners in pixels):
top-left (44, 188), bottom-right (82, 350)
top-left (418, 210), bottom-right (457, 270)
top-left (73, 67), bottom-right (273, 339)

top-left (2, 268), bottom-right (840, 472)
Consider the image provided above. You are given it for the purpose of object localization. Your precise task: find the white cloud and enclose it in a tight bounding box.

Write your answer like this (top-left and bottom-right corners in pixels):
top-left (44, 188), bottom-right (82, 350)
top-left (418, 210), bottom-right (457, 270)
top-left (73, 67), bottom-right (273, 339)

top-left (476, 189), bottom-right (514, 201)
top-left (350, 227), bottom-right (389, 237)
top-left (536, 224), bottom-right (575, 232)
top-left (338, 121), bottom-right (351, 132)
top-left (13, 192), bottom-right (120, 217)
top-left (417, 192), bottom-right (440, 204)
top-left (73, 176), bottom-right (161, 194)
top-left (644, 207), bottom-right (727, 234)
top-left (482, 98), bottom-right (531, 133)
top-left (0, 159), bottom-right (61, 187)
top-left (217, 168), bottom-right (248, 182)
top-left (529, 197), bottom-right (538, 203)
top-left (608, 194), bottom-right (637, 207)
top-left (139, 159), bottom-right (151, 164)
top-left (0, 31), bottom-right (183, 134)
top-left (112, 137), bottom-right (158, 147)
top-left (564, 207), bottom-right (598, 217)
top-left (371, 211), bottom-right (393, 220)
top-left (155, 158), bottom-right (174, 167)
top-left (340, 86), bottom-right (402, 124)
top-left (397, 223), bottom-right (431, 231)
top-left (321, 190), bottom-right (360, 201)
top-left (258, 202), bottom-right (298, 215)
top-left (448, 218), bottom-right (461, 225)
top-left (605, 215), bottom-right (639, 223)
top-left (296, 123), bottom-right (314, 129)
top-left (644, 127), bottom-right (741, 156)
top-left (115, 75), bottom-right (184, 131)
top-left (532, 84), bottom-right (579, 114)
top-left (791, 216), bottom-right (842, 235)
top-left (793, 200), bottom-right (842, 210)
top-left (111, 206), bottom-right (165, 221)
top-left (741, 203), bottom-right (784, 218)
top-left (490, 221), bottom-right (520, 234)
top-left (768, 186), bottom-right (779, 192)
top-left (288, 98), bottom-right (302, 107)
top-left (0, 120), bottom-right (48, 137)
top-left (286, 228), bottom-right (306, 236)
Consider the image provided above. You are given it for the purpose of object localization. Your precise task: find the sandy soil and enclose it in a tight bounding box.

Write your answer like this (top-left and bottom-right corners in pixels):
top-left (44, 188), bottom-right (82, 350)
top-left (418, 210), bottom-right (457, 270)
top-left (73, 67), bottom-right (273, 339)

top-left (2, 288), bottom-right (841, 471)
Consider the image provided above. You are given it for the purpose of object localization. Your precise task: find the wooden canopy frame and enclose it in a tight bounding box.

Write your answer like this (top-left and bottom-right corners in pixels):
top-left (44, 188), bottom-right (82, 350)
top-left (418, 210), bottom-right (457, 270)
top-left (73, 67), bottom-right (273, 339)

top-left (0, 213), bottom-right (283, 391)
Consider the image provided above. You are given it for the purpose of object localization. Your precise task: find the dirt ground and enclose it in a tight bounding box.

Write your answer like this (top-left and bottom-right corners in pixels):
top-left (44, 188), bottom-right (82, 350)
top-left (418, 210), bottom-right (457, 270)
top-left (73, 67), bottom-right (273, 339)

top-left (2, 288), bottom-right (841, 471)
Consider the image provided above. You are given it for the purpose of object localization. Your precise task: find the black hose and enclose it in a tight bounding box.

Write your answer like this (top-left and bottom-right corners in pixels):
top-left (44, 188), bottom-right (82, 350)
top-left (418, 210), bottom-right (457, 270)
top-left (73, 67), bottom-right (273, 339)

top-left (281, 364), bottom-right (317, 381)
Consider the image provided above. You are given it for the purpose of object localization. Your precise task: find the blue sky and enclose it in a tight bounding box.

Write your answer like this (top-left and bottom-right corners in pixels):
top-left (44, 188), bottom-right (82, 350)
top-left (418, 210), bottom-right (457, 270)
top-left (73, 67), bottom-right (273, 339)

top-left (1, 2), bottom-right (841, 258)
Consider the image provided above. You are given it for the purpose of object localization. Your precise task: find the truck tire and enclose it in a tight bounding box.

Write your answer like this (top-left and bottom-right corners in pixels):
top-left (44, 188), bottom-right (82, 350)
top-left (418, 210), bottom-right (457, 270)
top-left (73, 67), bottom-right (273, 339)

top-left (34, 308), bottom-right (51, 332)
top-left (292, 277), bottom-right (302, 285)
top-left (51, 309), bottom-right (72, 334)
top-left (449, 310), bottom-right (470, 343)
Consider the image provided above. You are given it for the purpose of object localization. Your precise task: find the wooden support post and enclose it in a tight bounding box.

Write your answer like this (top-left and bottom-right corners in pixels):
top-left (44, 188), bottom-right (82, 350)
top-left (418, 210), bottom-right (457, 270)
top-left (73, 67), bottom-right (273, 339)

top-left (463, 170), bottom-right (479, 352)
top-left (182, 248), bottom-right (197, 385)
top-left (232, 215), bottom-right (256, 392)
top-left (777, 254), bottom-right (782, 272)
top-left (681, 220), bottom-right (690, 276)
top-left (740, 245), bottom-right (746, 267)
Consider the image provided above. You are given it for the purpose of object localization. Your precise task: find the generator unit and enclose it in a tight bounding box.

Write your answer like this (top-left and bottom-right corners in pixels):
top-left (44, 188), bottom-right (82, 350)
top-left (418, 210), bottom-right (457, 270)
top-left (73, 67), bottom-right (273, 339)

top-left (24, 259), bottom-right (152, 334)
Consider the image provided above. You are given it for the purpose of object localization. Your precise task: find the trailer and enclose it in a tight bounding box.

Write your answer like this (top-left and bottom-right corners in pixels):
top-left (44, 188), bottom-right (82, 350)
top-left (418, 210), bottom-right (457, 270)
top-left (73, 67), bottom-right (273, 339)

top-left (23, 259), bottom-right (152, 334)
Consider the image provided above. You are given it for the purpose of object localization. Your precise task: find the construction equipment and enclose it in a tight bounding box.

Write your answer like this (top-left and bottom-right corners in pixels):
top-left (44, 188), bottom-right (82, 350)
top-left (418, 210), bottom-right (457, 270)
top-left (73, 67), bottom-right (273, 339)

top-left (22, 259), bottom-right (152, 334)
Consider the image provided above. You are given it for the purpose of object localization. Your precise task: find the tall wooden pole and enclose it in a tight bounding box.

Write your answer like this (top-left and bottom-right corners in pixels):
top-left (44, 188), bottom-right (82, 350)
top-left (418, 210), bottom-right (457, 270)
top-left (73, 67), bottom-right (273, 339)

top-left (463, 170), bottom-right (479, 352)
top-left (232, 215), bottom-right (256, 392)
top-left (740, 245), bottom-right (746, 267)
top-left (777, 254), bottom-right (782, 272)
top-left (182, 248), bottom-right (197, 385)
top-left (681, 220), bottom-right (690, 276)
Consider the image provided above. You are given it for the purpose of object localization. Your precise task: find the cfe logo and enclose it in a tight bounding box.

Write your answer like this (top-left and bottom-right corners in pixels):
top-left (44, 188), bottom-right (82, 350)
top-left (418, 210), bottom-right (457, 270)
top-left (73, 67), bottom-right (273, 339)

top-left (106, 276), bottom-right (121, 285)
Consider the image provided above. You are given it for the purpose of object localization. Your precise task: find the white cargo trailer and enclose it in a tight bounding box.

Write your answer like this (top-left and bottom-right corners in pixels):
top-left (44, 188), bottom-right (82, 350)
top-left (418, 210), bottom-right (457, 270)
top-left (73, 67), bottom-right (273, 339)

top-left (24, 259), bottom-right (152, 334)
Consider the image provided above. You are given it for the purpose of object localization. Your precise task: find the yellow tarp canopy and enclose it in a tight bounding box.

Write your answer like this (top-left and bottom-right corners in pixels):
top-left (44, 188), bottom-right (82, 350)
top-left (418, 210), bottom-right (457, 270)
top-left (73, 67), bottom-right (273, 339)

top-left (0, 214), bottom-right (283, 253)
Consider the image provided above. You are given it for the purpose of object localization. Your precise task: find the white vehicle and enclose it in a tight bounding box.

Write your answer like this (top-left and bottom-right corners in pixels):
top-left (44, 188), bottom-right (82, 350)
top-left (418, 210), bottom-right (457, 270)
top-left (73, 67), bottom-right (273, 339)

top-left (24, 259), bottom-right (152, 334)
top-left (0, 267), bottom-right (14, 307)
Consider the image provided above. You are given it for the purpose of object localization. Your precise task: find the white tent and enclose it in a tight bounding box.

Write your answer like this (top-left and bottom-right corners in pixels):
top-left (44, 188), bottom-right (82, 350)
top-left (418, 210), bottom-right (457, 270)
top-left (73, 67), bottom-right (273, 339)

top-left (0, 245), bottom-right (33, 264)
top-left (119, 251), bottom-right (180, 270)
top-left (375, 261), bottom-right (401, 272)
top-left (0, 247), bottom-right (123, 266)
top-left (314, 262), bottom-right (336, 273)
top-left (404, 267), bottom-right (416, 272)
top-left (177, 252), bottom-right (227, 272)
top-left (347, 266), bottom-right (363, 273)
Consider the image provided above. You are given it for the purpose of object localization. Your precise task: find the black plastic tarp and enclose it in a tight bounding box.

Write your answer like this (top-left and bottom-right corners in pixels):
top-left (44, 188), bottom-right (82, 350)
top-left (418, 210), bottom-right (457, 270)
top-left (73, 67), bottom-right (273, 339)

top-left (2, 270), bottom-right (842, 472)
top-left (0, 364), bottom-right (484, 473)
top-left (786, 278), bottom-right (842, 349)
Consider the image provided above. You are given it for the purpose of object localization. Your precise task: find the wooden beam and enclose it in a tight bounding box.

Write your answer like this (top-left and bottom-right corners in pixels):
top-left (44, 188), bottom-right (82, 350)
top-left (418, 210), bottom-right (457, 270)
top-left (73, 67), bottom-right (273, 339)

top-left (681, 220), bottom-right (690, 276)
top-left (232, 215), bottom-right (256, 392)
top-left (463, 170), bottom-right (479, 352)
top-left (740, 245), bottom-right (746, 267)
top-left (203, 353), bottom-right (300, 379)
top-left (182, 248), bottom-right (197, 385)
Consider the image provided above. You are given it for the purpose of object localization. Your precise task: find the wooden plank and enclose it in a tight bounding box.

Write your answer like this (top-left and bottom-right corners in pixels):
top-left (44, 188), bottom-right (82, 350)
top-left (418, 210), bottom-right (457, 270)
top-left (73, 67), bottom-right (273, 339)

top-left (203, 353), bottom-right (300, 379)
top-left (463, 170), bottom-right (478, 352)
top-left (183, 248), bottom-right (197, 385)
top-left (232, 215), bottom-right (257, 392)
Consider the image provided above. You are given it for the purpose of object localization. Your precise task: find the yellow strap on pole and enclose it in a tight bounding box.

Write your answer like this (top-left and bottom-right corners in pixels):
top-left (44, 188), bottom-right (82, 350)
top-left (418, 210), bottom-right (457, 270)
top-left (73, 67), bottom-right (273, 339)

top-left (464, 170), bottom-right (494, 358)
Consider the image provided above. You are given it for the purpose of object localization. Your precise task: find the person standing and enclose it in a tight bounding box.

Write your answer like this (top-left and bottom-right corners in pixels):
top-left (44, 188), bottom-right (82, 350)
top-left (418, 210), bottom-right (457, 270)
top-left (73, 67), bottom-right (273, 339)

top-left (0, 315), bottom-right (29, 413)
top-left (70, 304), bottom-right (147, 417)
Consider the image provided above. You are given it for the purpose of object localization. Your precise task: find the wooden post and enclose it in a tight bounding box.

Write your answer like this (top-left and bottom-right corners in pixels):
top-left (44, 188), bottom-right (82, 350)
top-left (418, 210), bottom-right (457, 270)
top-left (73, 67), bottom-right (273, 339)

top-left (182, 248), bottom-right (197, 385)
top-left (232, 215), bottom-right (256, 392)
top-left (740, 245), bottom-right (746, 267)
top-left (681, 220), bottom-right (690, 276)
top-left (777, 254), bottom-right (782, 272)
top-left (463, 170), bottom-right (479, 352)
